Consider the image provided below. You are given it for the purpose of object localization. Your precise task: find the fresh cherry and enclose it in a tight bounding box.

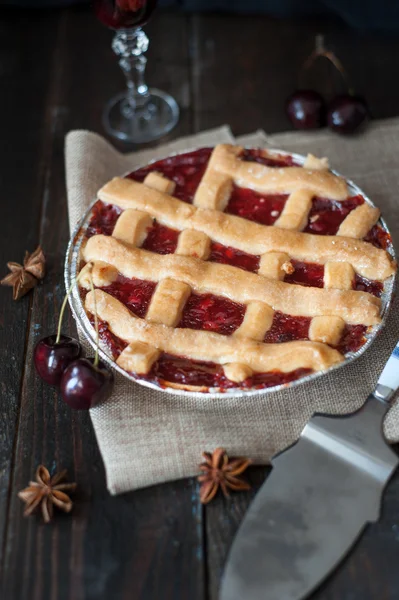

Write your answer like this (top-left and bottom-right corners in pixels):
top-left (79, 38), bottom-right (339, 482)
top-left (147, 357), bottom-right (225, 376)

top-left (34, 335), bottom-right (81, 386)
top-left (327, 94), bottom-right (369, 134)
top-left (285, 90), bottom-right (325, 130)
top-left (60, 357), bottom-right (114, 410)
top-left (34, 262), bottom-right (114, 409)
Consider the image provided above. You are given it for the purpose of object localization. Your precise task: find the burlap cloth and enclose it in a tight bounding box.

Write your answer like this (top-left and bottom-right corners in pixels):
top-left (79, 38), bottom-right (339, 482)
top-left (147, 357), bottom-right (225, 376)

top-left (65, 121), bottom-right (399, 495)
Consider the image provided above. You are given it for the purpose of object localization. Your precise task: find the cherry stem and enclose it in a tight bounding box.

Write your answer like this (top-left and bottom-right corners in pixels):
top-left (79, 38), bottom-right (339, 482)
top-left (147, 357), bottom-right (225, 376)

top-left (299, 34), bottom-right (354, 95)
top-left (55, 263), bottom-right (92, 345)
top-left (88, 270), bottom-right (99, 368)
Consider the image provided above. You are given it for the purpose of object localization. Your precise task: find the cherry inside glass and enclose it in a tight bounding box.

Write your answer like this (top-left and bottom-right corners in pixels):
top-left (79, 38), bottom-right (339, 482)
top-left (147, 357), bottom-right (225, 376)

top-left (94, 0), bottom-right (157, 29)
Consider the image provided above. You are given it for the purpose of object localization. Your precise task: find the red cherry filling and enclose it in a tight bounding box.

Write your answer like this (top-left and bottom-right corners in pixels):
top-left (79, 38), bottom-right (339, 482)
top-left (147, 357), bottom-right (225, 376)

top-left (86, 200), bottom-right (122, 238)
top-left (100, 275), bottom-right (156, 318)
top-left (364, 225), bottom-right (391, 250)
top-left (249, 369), bottom-right (313, 388)
top-left (34, 334), bottom-right (81, 386)
top-left (150, 354), bottom-right (220, 388)
top-left (304, 195), bottom-right (364, 236)
top-left (226, 186), bottom-right (288, 226)
top-left (285, 261), bottom-right (325, 288)
top-left (91, 319), bottom-right (128, 359)
top-left (179, 293), bottom-right (245, 335)
top-left (285, 261), bottom-right (381, 297)
top-left (127, 147), bottom-right (213, 203)
top-left (141, 222), bottom-right (179, 254)
top-left (336, 325), bottom-right (367, 354)
top-left (354, 275), bottom-right (383, 298)
top-left (208, 243), bottom-right (260, 272)
top-left (264, 313), bottom-right (311, 343)
top-left (148, 353), bottom-right (312, 391)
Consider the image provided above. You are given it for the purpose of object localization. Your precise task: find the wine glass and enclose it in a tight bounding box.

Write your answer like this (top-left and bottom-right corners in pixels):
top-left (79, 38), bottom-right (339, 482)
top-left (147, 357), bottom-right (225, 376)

top-left (94, 0), bottom-right (179, 143)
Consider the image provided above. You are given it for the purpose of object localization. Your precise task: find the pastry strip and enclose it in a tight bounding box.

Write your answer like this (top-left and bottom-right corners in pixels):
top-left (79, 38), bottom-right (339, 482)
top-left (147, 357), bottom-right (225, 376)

top-left (223, 363), bottom-right (253, 383)
top-left (324, 262), bottom-right (355, 290)
top-left (194, 144), bottom-right (236, 209)
top-left (258, 252), bottom-right (293, 280)
top-left (303, 154), bottom-right (329, 170)
top-left (273, 189), bottom-right (313, 231)
top-left (86, 290), bottom-right (344, 374)
top-left (337, 203), bottom-right (380, 239)
top-left (143, 172), bottom-right (176, 195)
top-left (117, 342), bottom-right (160, 374)
top-left (82, 235), bottom-right (381, 325)
top-left (234, 301), bottom-right (274, 341)
top-left (113, 209), bottom-right (153, 246)
top-left (193, 170), bottom-right (232, 210)
top-left (175, 229), bottom-right (211, 260)
top-left (146, 279), bottom-right (191, 327)
top-left (98, 177), bottom-right (394, 280)
top-left (80, 261), bottom-right (118, 288)
top-left (309, 316), bottom-right (346, 347)
top-left (208, 144), bottom-right (349, 199)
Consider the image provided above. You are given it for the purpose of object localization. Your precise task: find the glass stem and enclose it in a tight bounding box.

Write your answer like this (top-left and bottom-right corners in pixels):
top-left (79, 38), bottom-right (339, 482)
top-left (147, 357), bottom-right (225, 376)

top-left (112, 28), bottom-right (151, 118)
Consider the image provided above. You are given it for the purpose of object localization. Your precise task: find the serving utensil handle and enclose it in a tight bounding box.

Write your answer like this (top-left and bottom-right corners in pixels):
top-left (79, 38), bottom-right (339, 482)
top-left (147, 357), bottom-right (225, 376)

top-left (374, 342), bottom-right (399, 403)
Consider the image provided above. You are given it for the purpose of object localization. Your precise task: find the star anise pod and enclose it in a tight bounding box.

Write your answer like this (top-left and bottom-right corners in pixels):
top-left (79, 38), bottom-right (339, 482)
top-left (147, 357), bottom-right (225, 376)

top-left (198, 447), bottom-right (252, 504)
top-left (1, 245), bottom-right (45, 300)
top-left (24, 246), bottom-right (46, 280)
top-left (18, 465), bottom-right (77, 524)
top-left (1, 265), bottom-right (37, 300)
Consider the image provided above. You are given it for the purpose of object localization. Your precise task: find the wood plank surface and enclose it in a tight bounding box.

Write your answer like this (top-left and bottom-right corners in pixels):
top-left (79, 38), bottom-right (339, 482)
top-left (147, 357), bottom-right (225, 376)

top-left (1, 7), bottom-right (203, 600)
top-left (1, 5), bottom-right (399, 600)
top-left (192, 14), bottom-right (399, 135)
top-left (0, 7), bottom-right (61, 569)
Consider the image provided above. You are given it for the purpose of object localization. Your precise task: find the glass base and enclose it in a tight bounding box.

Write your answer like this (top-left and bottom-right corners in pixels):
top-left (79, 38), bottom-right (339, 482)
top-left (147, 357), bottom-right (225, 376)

top-left (103, 88), bottom-right (179, 144)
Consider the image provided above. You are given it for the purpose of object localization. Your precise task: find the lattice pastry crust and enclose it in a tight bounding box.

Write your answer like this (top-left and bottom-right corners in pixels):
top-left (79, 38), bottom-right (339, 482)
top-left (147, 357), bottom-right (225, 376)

top-left (86, 290), bottom-right (344, 380)
top-left (82, 235), bottom-right (381, 326)
top-left (98, 177), bottom-right (394, 281)
top-left (78, 144), bottom-right (396, 392)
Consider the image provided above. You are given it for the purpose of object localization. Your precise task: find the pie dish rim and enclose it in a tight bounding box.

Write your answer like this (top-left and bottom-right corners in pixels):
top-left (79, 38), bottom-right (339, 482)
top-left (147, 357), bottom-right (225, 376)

top-left (64, 146), bottom-right (397, 398)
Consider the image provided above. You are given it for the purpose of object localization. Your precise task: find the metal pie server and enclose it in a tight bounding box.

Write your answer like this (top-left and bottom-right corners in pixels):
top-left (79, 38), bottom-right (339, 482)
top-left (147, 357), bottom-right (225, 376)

top-left (220, 342), bottom-right (399, 600)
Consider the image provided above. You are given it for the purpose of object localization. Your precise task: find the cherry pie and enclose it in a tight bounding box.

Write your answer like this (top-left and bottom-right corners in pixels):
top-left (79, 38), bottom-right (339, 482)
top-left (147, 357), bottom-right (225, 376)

top-left (77, 144), bottom-right (396, 392)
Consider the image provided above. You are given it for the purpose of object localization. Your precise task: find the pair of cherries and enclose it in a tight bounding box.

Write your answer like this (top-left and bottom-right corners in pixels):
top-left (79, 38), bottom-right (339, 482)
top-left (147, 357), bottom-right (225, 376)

top-left (286, 91), bottom-right (369, 134)
top-left (285, 35), bottom-right (369, 135)
top-left (34, 265), bottom-right (113, 410)
top-left (34, 336), bottom-right (113, 410)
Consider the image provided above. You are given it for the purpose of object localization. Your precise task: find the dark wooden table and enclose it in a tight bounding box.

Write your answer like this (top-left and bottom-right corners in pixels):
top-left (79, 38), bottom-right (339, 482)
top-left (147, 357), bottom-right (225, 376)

top-left (1, 6), bottom-right (399, 599)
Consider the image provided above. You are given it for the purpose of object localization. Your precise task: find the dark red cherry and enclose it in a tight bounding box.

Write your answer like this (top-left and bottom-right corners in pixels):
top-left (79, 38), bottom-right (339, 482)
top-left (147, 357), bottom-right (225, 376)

top-left (60, 357), bottom-right (114, 410)
top-left (327, 94), bottom-right (369, 134)
top-left (34, 335), bottom-right (81, 386)
top-left (285, 90), bottom-right (325, 129)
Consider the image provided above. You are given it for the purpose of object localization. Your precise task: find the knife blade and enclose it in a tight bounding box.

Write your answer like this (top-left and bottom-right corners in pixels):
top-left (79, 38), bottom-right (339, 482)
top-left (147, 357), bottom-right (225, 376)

top-left (220, 343), bottom-right (399, 600)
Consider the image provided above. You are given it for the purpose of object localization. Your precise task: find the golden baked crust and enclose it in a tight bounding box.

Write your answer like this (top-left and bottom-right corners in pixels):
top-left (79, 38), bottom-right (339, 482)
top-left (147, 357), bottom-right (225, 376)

top-left (77, 144), bottom-right (396, 391)
top-left (86, 290), bottom-right (344, 377)
top-left (98, 177), bottom-right (394, 281)
top-left (195, 144), bottom-right (348, 202)
top-left (82, 235), bottom-right (381, 326)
